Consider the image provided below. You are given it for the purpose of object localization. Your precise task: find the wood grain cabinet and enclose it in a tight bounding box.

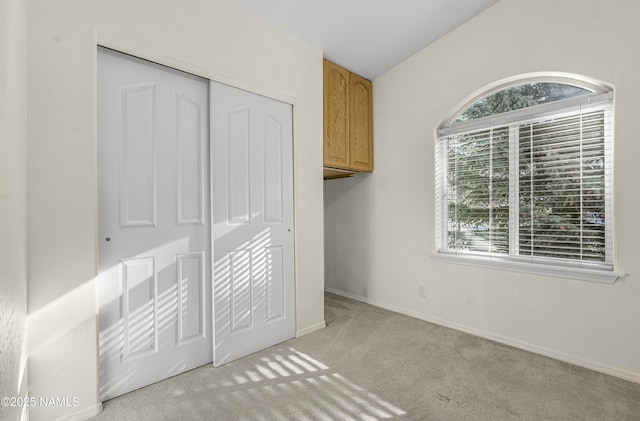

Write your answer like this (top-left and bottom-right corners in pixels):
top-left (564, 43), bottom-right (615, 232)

top-left (323, 59), bottom-right (373, 179)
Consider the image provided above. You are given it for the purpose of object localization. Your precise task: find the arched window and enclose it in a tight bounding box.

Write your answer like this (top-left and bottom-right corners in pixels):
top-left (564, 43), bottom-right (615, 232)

top-left (435, 77), bottom-right (621, 282)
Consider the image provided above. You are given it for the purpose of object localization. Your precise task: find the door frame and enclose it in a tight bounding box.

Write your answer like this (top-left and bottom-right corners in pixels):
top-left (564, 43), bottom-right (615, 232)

top-left (97, 36), bottom-right (297, 108)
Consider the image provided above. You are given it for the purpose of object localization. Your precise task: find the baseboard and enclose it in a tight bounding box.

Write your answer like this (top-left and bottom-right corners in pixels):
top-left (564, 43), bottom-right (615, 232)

top-left (51, 401), bottom-right (103, 421)
top-left (296, 320), bottom-right (326, 338)
top-left (325, 287), bottom-right (640, 385)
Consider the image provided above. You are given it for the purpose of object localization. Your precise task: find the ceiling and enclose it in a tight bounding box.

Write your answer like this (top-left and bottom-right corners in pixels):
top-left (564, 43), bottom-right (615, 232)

top-left (227, 0), bottom-right (500, 80)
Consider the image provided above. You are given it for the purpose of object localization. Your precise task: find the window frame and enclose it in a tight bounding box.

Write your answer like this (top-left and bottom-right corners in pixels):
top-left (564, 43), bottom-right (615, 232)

top-left (441, 77), bottom-right (609, 128)
top-left (434, 78), bottom-right (624, 283)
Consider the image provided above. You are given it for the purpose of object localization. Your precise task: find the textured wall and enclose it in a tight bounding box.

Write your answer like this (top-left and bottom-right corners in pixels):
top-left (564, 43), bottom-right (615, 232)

top-left (0, 0), bottom-right (28, 420)
top-left (325, 0), bottom-right (640, 383)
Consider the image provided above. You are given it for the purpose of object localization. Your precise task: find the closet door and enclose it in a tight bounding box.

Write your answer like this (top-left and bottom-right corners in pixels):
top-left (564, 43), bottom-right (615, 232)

top-left (210, 81), bottom-right (296, 366)
top-left (97, 48), bottom-right (212, 400)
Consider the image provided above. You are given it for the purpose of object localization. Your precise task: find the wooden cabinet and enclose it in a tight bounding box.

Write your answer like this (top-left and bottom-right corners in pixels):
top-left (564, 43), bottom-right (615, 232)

top-left (348, 72), bottom-right (373, 172)
top-left (323, 59), bottom-right (373, 178)
top-left (323, 60), bottom-right (350, 169)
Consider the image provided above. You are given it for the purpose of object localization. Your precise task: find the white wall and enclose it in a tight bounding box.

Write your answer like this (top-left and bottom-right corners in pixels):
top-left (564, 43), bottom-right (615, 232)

top-left (28, 0), bottom-right (325, 419)
top-left (325, 0), bottom-right (640, 383)
top-left (0, 0), bottom-right (29, 420)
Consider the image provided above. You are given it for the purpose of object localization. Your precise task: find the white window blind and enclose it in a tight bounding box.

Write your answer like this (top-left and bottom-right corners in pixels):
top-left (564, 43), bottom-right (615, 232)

top-left (436, 93), bottom-right (614, 273)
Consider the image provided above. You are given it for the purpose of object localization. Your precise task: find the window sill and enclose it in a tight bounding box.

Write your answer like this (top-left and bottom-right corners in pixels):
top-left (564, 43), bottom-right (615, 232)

top-left (431, 252), bottom-right (625, 284)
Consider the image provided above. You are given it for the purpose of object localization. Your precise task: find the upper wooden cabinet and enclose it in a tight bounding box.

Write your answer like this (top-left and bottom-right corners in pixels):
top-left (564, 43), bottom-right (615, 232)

top-left (323, 60), bottom-right (350, 169)
top-left (323, 59), bottom-right (373, 175)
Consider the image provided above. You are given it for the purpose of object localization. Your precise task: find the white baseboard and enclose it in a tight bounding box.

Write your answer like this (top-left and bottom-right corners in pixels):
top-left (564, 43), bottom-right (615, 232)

top-left (296, 320), bottom-right (326, 338)
top-left (52, 401), bottom-right (103, 421)
top-left (325, 287), bottom-right (640, 385)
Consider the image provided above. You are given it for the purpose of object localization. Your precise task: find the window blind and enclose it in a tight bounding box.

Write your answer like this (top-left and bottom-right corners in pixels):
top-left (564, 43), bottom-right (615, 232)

top-left (440, 100), bottom-right (613, 270)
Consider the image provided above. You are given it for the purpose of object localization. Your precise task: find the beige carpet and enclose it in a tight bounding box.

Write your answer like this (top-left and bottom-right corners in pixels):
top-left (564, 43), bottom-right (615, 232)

top-left (91, 292), bottom-right (640, 420)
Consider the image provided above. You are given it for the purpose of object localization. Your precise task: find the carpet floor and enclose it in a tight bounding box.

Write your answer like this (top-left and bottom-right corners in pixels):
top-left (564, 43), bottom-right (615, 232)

top-left (91, 292), bottom-right (640, 420)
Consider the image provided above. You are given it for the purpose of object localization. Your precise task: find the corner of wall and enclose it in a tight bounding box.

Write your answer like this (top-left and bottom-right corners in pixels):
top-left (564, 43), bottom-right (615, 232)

top-left (0, 0), bottom-right (29, 420)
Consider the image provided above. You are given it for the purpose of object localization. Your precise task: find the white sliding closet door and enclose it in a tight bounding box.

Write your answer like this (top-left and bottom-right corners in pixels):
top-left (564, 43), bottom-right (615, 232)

top-left (210, 81), bottom-right (296, 366)
top-left (98, 49), bottom-right (296, 399)
top-left (98, 48), bottom-right (212, 400)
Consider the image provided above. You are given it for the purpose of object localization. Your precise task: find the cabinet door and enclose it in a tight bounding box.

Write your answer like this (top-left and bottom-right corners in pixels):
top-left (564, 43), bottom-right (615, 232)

top-left (323, 59), bottom-right (350, 169)
top-left (349, 72), bottom-right (373, 172)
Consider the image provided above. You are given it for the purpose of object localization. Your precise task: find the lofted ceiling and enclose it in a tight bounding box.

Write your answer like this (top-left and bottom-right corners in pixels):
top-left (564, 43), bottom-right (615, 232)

top-left (227, 0), bottom-right (500, 80)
